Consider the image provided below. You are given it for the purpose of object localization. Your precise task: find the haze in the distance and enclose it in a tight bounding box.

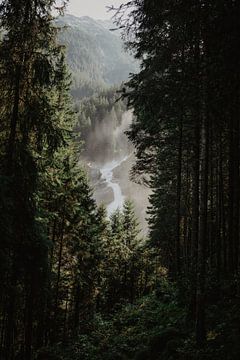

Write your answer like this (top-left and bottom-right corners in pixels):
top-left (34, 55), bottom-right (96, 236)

top-left (67, 0), bottom-right (125, 19)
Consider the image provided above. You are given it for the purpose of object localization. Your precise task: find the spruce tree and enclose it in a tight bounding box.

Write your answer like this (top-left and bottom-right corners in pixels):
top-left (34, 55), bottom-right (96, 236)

top-left (116, 0), bottom-right (240, 346)
top-left (0, 0), bottom-right (72, 358)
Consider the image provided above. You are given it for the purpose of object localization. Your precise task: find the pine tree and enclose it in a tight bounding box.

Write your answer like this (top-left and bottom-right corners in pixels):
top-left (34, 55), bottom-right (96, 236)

top-left (0, 0), bottom-right (72, 358)
top-left (122, 200), bottom-right (141, 302)
top-left (116, 0), bottom-right (240, 347)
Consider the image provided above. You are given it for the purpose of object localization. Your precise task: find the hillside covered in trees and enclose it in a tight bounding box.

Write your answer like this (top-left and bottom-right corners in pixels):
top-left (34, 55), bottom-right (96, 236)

top-left (57, 14), bottom-right (138, 98)
top-left (0, 1), bottom-right (240, 360)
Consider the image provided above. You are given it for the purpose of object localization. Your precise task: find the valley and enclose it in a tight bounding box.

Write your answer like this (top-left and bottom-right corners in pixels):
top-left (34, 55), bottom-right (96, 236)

top-left (60, 14), bottom-right (149, 230)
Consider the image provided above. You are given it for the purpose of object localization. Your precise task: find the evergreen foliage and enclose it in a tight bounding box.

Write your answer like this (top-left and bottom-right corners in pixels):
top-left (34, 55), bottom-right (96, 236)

top-left (0, 1), bottom-right (239, 359)
top-left (115, 0), bottom-right (240, 354)
top-left (75, 86), bottom-right (127, 160)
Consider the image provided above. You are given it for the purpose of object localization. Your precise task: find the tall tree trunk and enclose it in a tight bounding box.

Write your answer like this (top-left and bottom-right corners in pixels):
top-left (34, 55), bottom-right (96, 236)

top-left (7, 64), bottom-right (21, 174)
top-left (4, 270), bottom-right (17, 360)
top-left (24, 276), bottom-right (34, 360)
top-left (196, 113), bottom-right (209, 346)
top-left (176, 116), bottom-right (183, 276)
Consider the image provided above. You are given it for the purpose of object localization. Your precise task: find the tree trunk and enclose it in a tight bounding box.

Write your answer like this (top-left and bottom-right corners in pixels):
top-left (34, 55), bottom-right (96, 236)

top-left (196, 114), bottom-right (208, 346)
top-left (176, 116), bottom-right (183, 276)
top-left (7, 64), bottom-right (21, 174)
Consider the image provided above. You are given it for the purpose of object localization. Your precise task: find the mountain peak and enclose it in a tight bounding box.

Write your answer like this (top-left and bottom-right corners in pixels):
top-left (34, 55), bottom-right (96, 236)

top-left (58, 13), bottom-right (138, 89)
top-left (61, 14), bottom-right (115, 32)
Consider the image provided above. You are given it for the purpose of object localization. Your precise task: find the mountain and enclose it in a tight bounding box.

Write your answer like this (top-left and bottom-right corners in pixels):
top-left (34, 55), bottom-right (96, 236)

top-left (57, 15), bottom-right (137, 97)
top-left (56, 15), bottom-right (149, 232)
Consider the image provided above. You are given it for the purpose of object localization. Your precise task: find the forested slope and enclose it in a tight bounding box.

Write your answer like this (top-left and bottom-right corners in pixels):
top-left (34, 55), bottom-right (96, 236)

top-left (57, 14), bottom-right (138, 98)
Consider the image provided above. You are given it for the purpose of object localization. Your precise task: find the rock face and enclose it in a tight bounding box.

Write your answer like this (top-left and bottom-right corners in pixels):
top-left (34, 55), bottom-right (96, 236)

top-left (83, 163), bottom-right (114, 206)
top-left (94, 181), bottom-right (114, 207)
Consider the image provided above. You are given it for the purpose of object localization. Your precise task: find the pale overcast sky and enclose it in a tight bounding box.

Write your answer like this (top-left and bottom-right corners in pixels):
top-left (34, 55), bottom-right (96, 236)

top-left (67, 0), bottom-right (125, 20)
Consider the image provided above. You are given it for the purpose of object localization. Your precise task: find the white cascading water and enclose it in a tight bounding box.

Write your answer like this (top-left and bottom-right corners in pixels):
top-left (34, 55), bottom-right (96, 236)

top-left (86, 111), bottom-right (134, 217)
top-left (99, 155), bottom-right (129, 216)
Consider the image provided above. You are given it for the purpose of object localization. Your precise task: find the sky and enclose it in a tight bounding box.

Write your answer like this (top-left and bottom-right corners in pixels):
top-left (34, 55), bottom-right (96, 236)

top-left (67, 0), bottom-right (125, 20)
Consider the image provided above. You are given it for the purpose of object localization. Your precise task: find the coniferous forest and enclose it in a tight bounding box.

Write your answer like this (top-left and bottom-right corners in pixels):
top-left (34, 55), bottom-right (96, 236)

top-left (0, 1), bottom-right (240, 359)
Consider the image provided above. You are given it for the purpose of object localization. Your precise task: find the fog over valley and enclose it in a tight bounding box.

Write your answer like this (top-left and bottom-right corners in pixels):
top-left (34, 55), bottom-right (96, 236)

top-left (58, 14), bottom-right (149, 230)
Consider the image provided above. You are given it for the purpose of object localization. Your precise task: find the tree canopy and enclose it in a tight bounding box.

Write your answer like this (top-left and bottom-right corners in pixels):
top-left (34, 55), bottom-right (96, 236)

top-left (0, 1), bottom-right (239, 359)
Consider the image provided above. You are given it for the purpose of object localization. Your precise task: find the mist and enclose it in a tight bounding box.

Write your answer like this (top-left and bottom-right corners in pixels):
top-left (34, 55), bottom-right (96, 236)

top-left (82, 110), bottom-right (150, 233)
top-left (84, 110), bottom-right (133, 164)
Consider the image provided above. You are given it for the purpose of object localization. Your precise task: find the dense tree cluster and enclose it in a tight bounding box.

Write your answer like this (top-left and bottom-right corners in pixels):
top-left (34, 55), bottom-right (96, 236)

top-left (116, 0), bottom-right (240, 350)
top-left (0, 1), bottom-right (145, 359)
top-left (75, 87), bottom-right (128, 160)
top-left (0, 1), bottom-right (148, 358)
top-left (0, 0), bottom-right (72, 358)
top-left (1, 0), bottom-right (239, 359)
top-left (57, 15), bottom-right (138, 97)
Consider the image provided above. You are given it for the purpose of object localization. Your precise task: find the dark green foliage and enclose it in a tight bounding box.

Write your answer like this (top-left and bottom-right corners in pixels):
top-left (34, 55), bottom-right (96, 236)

top-left (1, 0), bottom-right (239, 359)
top-left (113, 0), bottom-right (240, 357)
top-left (46, 281), bottom-right (240, 359)
top-left (51, 284), bottom-right (186, 360)
top-left (0, 2), bottom-right (145, 352)
top-left (0, 1), bottom-right (73, 358)
top-left (36, 350), bottom-right (62, 360)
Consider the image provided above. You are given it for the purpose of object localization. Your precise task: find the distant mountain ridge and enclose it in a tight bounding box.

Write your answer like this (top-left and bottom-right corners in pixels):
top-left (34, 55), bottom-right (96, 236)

top-left (57, 15), bottom-right (137, 97)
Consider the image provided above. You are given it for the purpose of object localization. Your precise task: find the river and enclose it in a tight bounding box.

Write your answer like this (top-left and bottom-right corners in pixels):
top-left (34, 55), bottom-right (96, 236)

top-left (87, 151), bottom-right (149, 233)
top-left (99, 155), bottom-right (129, 216)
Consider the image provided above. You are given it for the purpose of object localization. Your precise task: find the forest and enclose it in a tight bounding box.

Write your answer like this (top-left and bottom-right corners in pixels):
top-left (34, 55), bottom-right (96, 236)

top-left (0, 0), bottom-right (240, 359)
